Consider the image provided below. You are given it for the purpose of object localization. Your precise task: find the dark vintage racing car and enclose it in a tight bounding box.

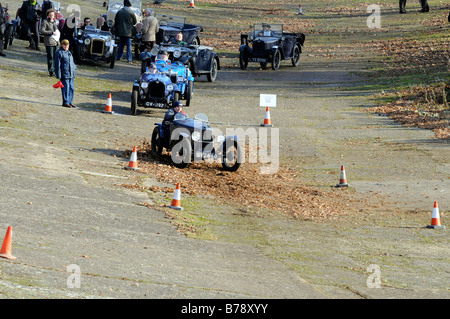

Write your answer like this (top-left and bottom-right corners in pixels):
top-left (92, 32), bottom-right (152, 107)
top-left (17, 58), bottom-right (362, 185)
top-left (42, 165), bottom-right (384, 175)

top-left (140, 43), bottom-right (220, 82)
top-left (239, 23), bottom-right (305, 70)
top-left (134, 14), bottom-right (203, 59)
top-left (131, 56), bottom-right (195, 115)
top-left (151, 112), bottom-right (242, 171)
top-left (73, 25), bottom-right (118, 68)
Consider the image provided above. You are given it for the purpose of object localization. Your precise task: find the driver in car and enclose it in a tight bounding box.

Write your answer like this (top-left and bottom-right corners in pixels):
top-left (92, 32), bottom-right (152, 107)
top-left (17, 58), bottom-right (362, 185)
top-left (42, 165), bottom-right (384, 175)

top-left (259, 23), bottom-right (272, 37)
top-left (163, 101), bottom-right (185, 128)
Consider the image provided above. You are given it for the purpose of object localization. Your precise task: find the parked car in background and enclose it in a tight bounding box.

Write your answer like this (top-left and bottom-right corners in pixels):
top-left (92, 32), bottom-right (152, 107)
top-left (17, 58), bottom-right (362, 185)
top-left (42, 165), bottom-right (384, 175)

top-left (103, 0), bottom-right (142, 26)
top-left (73, 25), bottom-right (118, 68)
top-left (239, 23), bottom-right (305, 70)
top-left (134, 14), bottom-right (202, 59)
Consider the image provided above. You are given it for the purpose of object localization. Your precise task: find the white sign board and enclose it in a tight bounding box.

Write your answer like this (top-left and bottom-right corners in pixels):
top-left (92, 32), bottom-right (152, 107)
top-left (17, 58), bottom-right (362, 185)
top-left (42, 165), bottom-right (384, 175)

top-left (260, 94), bottom-right (277, 107)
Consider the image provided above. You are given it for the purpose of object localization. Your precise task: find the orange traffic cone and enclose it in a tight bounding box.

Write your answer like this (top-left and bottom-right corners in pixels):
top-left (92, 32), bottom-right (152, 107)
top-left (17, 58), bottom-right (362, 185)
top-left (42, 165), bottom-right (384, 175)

top-left (169, 183), bottom-right (184, 211)
top-left (427, 201), bottom-right (445, 229)
top-left (336, 165), bottom-right (349, 187)
top-left (0, 226), bottom-right (17, 260)
top-left (298, 4), bottom-right (304, 15)
top-left (125, 146), bottom-right (139, 170)
top-left (261, 106), bottom-right (273, 127)
top-left (103, 93), bottom-right (114, 114)
top-left (189, 0), bottom-right (195, 8)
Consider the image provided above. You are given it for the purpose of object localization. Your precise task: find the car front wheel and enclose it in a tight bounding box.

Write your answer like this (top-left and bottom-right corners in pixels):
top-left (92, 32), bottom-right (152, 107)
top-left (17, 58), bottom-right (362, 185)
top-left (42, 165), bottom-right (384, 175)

top-left (131, 87), bottom-right (138, 115)
top-left (222, 140), bottom-right (242, 172)
top-left (271, 49), bottom-right (281, 70)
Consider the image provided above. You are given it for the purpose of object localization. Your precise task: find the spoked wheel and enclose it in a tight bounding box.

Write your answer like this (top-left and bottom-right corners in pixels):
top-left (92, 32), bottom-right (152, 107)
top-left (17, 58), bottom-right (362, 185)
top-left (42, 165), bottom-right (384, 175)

top-left (151, 126), bottom-right (163, 155)
top-left (185, 81), bottom-right (193, 106)
top-left (271, 49), bottom-right (281, 70)
top-left (222, 140), bottom-right (242, 172)
top-left (291, 45), bottom-right (301, 67)
top-left (207, 58), bottom-right (218, 82)
top-left (239, 50), bottom-right (248, 70)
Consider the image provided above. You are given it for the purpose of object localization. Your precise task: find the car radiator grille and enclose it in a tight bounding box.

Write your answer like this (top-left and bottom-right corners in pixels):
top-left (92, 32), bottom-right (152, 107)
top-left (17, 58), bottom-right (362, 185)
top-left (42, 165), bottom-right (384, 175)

top-left (148, 81), bottom-right (166, 98)
top-left (253, 41), bottom-right (266, 53)
top-left (91, 39), bottom-right (105, 55)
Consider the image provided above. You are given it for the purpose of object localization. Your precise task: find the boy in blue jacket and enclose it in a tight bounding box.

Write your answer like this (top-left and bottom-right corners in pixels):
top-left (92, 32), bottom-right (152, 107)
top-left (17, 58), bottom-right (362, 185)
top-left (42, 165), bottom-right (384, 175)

top-left (54, 39), bottom-right (77, 108)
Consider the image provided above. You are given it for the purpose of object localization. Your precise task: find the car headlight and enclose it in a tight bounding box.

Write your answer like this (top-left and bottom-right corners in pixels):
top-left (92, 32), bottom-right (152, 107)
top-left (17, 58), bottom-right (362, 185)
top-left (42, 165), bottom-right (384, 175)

top-left (84, 38), bottom-right (91, 45)
top-left (173, 49), bottom-right (181, 58)
top-left (141, 82), bottom-right (148, 89)
top-left (192, 131), bottom-right (201, 142)
top-left (217, 135), bottom-right (225, 143)
top-left (167, 84), bottom-right (173, 91)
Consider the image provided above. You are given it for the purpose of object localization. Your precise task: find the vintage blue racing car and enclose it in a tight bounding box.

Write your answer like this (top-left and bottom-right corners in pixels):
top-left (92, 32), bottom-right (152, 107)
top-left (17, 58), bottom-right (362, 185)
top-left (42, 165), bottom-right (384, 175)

top-left (131, 54), bottom-right (194, 115)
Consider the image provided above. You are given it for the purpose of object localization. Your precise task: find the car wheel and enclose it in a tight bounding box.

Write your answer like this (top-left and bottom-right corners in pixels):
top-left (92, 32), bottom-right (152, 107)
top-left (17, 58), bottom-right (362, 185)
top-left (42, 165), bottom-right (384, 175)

top-left (291, 45), bottom-right (301, 67)
top-left (134, 44), bottom-right (140, 60)
top-left (151, 126), bottom-right (163, 156)
top-left (271, 49), bottom-right (281, 70)
top-left (207, 58), bottom-right (218, 82)
top-left (171, 138), bottom-right (191, 169)
top-left (131, 87), bottom-right (138, 115)
top-left (239, 50), bottom-right (248, 70)
top-left (222, 140), bottom-right (242, 172)
top-left (74, 45), bottom-right (82, 64)
top-left (110, 46), bottom-right (118, 68)
top-left (185, 81), bottom-right (193, 106)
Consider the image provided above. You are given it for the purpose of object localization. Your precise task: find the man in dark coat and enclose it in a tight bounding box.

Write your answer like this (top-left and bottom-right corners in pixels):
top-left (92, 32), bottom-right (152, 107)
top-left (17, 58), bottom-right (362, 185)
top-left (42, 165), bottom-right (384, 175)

top-left (19, 0), bottom-right (40, 50)
top-left (399, 0), bottom-right (407, 13)
top-left (114, 0), bottom-right (137, 63)
top-left (419, 0), bottom-right (429, 13)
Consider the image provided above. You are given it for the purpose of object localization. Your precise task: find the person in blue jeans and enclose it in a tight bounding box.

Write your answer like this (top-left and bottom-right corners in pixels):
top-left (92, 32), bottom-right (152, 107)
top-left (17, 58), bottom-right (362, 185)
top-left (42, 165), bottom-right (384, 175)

top-left (113, 0), bottom-right (137, 63)
top-left (54, 39), bottom-right (77, 108)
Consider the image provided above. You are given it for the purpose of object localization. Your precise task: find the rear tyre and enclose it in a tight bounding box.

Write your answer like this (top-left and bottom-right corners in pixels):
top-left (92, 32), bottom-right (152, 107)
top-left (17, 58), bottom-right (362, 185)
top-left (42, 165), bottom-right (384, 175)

top-left (291, 45), bottom-right (301, 67)
top-left (207, 58), bottom-right (218, 82)
top-left (222, 140), bottom-right (242, 172)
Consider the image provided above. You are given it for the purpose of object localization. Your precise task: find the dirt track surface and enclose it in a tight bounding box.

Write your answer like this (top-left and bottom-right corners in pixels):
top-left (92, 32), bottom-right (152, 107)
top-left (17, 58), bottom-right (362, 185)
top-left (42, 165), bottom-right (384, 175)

top-left (0, 0), bottom-right (449, 300)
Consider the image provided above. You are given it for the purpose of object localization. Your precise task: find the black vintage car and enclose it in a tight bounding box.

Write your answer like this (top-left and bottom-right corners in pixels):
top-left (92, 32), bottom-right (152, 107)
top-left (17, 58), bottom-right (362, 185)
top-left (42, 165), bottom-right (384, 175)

top-left (151, 112), bottom-right (242, 171)
top-left (135, 14), bottom-right (203, 59)
top-left (73, 25), bottom-right (118, 68)
top-left (140, 43), bottom-right (220, 82)
top-left (239, 23), bottom-right (305, 70)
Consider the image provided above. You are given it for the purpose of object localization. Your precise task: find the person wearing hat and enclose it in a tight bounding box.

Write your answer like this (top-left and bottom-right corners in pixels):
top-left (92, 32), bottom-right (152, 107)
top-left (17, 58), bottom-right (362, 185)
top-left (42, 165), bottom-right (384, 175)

top-left (19, 0), bottom-right (41, 50)
top-left (54, 39), bottom-right (77, 108)
top-left (40, 8), bottom-right (59, 76)
top-left (163, 101), bottom-right (184, 127)
top-left (114, 0), bottom-right (137, 63)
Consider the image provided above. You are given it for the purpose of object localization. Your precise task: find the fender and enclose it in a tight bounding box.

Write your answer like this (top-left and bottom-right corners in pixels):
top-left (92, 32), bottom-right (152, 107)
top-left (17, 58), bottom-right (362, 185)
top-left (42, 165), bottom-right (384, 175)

top-left (139, 51), bottom-right (152, 61)
top-left (133, 80), bottom-right (140, 88)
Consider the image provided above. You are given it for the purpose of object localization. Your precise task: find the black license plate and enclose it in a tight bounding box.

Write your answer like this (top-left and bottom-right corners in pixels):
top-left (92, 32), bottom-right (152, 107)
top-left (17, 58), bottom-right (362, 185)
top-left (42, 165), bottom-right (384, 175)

top-left (251, 57), bottom-right (267, 63)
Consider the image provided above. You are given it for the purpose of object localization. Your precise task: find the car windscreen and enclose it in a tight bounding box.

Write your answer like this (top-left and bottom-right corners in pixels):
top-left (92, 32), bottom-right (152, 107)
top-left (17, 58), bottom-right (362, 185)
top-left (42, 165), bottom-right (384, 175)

top-left (157, 14), bottom-right (185, 29)
top-left (254, 23), bottom-right (283, 37)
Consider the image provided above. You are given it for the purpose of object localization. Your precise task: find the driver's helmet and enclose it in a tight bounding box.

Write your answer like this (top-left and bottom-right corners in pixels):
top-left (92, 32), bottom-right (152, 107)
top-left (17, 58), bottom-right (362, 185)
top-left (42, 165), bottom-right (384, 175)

top-left (156, 50), bottom-right (169, 62)
top-left (173, 101), bottom-right (183, 108)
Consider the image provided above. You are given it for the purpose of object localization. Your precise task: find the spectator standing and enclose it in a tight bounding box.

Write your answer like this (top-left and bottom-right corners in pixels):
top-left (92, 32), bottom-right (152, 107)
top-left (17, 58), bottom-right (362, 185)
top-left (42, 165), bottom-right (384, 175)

top-left (114, 0), bottom-right (137, 63)
top-left (399, 0), bottom-right (407, 13)
top-left (40, 8), bottom-right (59, 76)
top-left (419, 0), bottom-right (429, 13)
top-left (0, 2), bottom-right (6, 57)
top-left (61, 15), bottom-right (76, 52)
top-left (41, 0), bottom-right (54, 17)
top-left (141, 8), bottom-right (158, 50)
top-left (19, 0), bottom-right (40, 50)
top-left (54, 39), bottom-right (77, 108)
